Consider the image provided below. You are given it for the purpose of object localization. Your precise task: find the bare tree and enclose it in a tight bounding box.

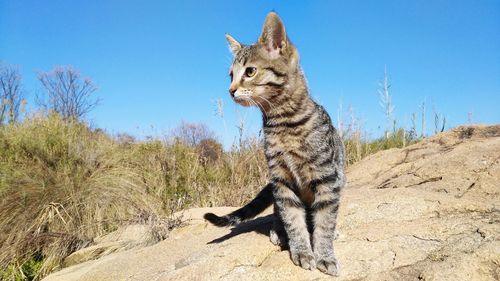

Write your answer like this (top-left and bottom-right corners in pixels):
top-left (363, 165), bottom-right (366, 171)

top-left (379, 65), bottom-right (394, 138)
top-left (0, 63), bottom-right (25, 124)
top-left (171, 121), bottom-right (216, 146)
top-left (37, 66), bottom-right (99, 120)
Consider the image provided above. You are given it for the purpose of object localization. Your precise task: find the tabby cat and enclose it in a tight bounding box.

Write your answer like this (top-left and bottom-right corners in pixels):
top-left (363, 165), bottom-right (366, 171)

top-left (204, 12), bottom-right (346, 276)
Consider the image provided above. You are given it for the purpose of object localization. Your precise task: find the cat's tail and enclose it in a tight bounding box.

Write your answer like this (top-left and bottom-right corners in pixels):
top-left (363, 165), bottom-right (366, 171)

top-left (204, 183), bottom-right (274, 227)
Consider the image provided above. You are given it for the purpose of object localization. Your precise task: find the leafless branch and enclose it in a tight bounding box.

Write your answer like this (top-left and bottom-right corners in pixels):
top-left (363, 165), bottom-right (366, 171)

top-left (37, 66), bottom-right (99, 121)
top-left (0, 62), bottom-right (25, 124)
top-left (171, 121), bottom-right (216, 146)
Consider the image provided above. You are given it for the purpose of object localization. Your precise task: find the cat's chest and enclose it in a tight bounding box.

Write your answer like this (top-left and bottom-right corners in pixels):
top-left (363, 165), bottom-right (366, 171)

top-left (264, 133), bottom-right (314, 184)
top-left (264, 129), bottom-right (305, 150)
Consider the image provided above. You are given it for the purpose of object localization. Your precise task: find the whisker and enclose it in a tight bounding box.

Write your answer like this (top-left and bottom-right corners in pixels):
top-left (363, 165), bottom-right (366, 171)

top-left (252, 99), bottom-right (269, 119)
top-left (235, 92), bottom-right (281, 121)
top-left (257, 96), bottom-right (284, 120)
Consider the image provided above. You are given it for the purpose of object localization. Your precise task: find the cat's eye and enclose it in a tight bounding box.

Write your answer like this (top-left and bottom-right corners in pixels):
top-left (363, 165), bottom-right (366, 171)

top-left (229, 71), bottom-right (233, 81)
top-left (245, 67), bottom-right (257, 77)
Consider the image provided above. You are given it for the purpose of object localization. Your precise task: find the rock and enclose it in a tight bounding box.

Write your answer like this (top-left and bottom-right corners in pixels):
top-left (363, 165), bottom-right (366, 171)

top-left (64, 224), bottom-right (162, 267)
top-left (43, 125), bottom-right (500, 281)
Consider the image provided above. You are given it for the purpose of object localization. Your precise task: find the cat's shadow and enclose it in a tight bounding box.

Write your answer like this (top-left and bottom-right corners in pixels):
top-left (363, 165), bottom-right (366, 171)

top-left (207, 214), bottom-right (273, 244)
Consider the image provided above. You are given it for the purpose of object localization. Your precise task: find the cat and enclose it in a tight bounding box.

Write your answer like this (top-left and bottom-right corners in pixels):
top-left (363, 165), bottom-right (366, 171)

top-left (204, 12), bottom-right (346, 276)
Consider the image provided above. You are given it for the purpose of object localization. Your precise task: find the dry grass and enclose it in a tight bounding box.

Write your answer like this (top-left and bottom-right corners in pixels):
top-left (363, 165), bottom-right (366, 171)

top-left (0, 114), bottom-right (267, 280)
top-left (0, 114), bottom-right (164, 279)
top-left (343, 128), bottom-right (420, 165)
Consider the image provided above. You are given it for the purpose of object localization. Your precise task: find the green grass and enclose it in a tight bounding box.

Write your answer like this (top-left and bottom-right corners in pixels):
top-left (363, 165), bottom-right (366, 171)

top-left (1, 254), bottom-right (43, 281)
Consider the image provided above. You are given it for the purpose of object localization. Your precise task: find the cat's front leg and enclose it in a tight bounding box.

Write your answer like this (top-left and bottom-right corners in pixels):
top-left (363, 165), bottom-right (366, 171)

top-left (273, 183), bottom-right (316, 270)
top-left (310, 174), bottom-right (344, 276)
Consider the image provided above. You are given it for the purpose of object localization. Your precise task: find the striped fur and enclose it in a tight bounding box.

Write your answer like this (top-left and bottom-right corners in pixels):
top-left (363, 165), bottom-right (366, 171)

top-left (204, 12), bottom-right (345, 276)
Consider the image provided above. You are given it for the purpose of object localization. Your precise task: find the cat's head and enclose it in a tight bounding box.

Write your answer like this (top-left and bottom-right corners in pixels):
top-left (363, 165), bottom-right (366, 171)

top-left (226, 12), bottom-right (300, 110)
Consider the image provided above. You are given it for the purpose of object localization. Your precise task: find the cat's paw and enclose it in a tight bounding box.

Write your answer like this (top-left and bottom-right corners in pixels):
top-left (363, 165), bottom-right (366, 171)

top-left (290, 250), bottom-right (316, 270)
top-left (316, 255), bottom-right (340, 276)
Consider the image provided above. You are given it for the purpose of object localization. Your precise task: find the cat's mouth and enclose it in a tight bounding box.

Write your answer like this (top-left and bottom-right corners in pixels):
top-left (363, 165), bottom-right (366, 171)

top-left (233, 95), bottom-right (272, 111)
top-left (232, 94), bottom-right (253, 107)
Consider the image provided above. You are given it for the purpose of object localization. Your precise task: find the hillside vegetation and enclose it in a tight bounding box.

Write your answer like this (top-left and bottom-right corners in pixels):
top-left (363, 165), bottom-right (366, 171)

top-left (0, 114), bottom-right (418, 280)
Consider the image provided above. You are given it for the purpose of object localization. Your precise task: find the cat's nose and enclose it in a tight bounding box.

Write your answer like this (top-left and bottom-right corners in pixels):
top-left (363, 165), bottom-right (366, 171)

top-left (229, 86), bottom-right (237, 97)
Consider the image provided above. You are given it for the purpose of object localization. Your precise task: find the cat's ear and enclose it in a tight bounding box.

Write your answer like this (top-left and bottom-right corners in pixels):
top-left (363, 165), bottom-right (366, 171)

top-left (258, 12), bottom-right (287, 58)
top-left (225, 34), bottom-right (242, 54)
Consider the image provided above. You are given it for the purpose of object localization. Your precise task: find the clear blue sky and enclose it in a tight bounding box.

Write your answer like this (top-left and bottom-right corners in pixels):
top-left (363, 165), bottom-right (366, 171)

top-left (1, 1), bottom-right (499, 146)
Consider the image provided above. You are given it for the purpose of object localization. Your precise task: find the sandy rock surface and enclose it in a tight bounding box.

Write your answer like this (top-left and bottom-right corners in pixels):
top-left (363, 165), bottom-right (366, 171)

top-left (44, 125), bottom-right (500, 281)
